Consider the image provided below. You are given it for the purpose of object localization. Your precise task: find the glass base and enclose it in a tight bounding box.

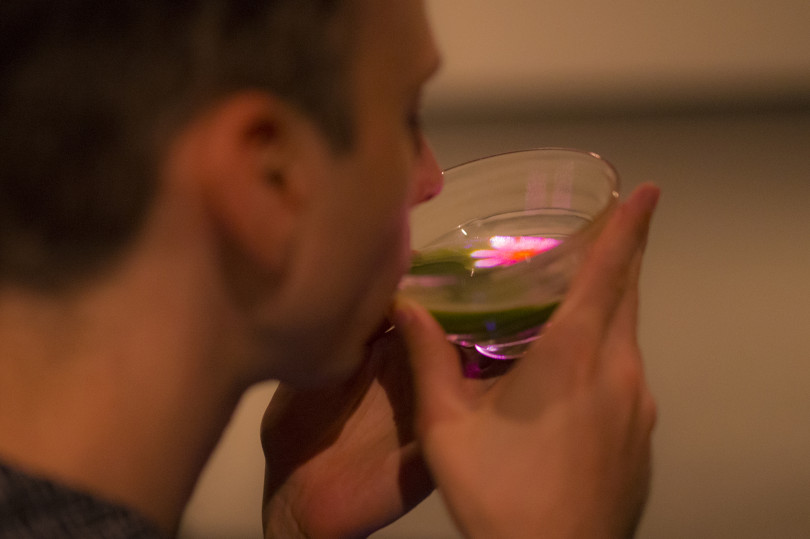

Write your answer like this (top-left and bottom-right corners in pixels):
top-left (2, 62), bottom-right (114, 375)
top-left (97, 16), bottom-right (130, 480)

top-left (456, 327), bottom-right (546, 378)
top-left (471, 327), bottom-right (542, 360)
top-left (474, 334), bottom-right (538, 359)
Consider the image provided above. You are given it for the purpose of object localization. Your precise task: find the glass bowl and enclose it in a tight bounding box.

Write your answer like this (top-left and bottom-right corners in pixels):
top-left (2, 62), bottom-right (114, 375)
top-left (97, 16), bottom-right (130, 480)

top-left (399, 148), bottom-right (620, 360)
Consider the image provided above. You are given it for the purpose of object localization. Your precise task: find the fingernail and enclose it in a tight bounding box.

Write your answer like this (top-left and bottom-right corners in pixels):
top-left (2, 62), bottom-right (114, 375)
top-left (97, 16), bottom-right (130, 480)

top-left (642, 185), bottom-right (661, 213)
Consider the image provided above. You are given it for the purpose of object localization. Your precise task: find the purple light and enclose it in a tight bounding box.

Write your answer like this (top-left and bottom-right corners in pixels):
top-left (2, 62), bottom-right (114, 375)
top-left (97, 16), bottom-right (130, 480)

top-left (470, 235), bottom-right (561, 268)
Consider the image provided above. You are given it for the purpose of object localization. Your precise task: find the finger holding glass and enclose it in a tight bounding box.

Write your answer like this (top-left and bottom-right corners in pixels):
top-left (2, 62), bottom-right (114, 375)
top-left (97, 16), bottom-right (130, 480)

top-left (395, 183), bottom-right (660, 538)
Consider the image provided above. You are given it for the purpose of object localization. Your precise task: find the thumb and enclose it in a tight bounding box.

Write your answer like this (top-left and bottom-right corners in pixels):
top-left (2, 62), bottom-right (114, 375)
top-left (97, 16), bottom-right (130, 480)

top-left (393, 296), bottom-right (466, 421)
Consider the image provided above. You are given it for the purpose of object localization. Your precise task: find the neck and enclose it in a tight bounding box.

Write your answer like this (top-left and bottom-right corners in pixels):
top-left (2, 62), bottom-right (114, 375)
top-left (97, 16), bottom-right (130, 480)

top-left (0, 203), bottom-right (254, 535)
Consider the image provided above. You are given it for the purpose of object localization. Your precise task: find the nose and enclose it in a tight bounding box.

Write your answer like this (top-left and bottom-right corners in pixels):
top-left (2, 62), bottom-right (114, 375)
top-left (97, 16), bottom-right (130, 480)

top-left (410, 135), bottom-right (443, 206)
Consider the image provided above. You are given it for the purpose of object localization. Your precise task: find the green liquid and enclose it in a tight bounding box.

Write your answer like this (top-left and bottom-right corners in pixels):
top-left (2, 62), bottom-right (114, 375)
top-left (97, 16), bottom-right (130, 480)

top-left (407, 242), bottom-right (561, 340)
top-left (408, 248), bottom-right (477, 275)
top-left (429, 302), bottom-right (559, 340)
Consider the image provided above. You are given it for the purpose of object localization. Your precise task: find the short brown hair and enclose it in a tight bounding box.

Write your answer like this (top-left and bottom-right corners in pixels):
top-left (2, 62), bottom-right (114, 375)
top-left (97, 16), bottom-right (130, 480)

top-left (0, 0), bottom-right (354, 290)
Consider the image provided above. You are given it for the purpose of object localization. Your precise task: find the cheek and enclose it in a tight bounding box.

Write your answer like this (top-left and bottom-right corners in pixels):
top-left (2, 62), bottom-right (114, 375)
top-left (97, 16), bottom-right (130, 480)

top-left (358, 163), bottom-right (413, 253)
top-left (341, 130), bottom-right (418, 276)
top-left (361, 205), bottom-right (411, 280)
top-left (358, 203), bottom-right (411, 302)
top-left (397, 211), bottom-right (413, 272)
top-left (379, 162), bottom-right (417, 276)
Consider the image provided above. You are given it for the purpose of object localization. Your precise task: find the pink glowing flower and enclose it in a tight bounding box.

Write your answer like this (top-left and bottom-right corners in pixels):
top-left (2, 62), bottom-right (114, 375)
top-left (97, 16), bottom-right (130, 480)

top-left (470, 236), bottom-right (561, 268)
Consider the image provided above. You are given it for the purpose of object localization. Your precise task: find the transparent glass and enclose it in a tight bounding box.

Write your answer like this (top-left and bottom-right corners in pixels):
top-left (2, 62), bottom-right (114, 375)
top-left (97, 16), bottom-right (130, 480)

top-left (399, 148), bottom-right (620, 362)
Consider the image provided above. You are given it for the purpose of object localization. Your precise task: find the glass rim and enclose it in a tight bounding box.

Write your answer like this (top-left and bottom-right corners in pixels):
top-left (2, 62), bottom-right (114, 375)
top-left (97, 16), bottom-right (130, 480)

top-left (442, 146), bottom-right (620, 194)
top-left (404, 147), bottom-right (620, 285)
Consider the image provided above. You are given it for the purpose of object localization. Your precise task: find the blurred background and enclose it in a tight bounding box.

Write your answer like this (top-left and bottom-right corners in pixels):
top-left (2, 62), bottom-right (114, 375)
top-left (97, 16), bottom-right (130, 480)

top-left (180, 1), bottom-right (810, 537)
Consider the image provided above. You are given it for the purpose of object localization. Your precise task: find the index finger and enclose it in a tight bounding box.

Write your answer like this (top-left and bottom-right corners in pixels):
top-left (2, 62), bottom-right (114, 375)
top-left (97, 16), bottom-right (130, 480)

top-left (553, 183), bottom-right (659, 342)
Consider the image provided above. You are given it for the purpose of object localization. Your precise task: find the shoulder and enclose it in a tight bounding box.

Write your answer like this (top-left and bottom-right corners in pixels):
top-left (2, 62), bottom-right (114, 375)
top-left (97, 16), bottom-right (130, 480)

top-left (0, 461), bottom-right (163, 539)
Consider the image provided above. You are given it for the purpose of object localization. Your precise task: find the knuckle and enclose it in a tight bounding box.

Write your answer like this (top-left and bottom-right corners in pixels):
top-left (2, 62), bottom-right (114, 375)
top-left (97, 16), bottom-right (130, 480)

top-left (641, 388), bottom-right (658, 432)
top-left (611, 353), bottom-right (645, 392)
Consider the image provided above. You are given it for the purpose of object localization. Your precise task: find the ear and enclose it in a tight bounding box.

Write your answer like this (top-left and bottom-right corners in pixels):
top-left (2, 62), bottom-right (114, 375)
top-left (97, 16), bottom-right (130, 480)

top-left (188, 92), bottom-right (316, 273)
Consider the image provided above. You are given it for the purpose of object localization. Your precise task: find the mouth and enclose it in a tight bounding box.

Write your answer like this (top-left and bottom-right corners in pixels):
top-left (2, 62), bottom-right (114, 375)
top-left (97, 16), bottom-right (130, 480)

top-left (365, 314), bottom-right (395, 346)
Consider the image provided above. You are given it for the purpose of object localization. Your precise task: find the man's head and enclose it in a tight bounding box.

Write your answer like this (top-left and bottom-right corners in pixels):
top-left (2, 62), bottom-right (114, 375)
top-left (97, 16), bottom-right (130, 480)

top-left (1, 0), bottom-right (443, 386)
top-left (0, 0), bottom-right (354, 290)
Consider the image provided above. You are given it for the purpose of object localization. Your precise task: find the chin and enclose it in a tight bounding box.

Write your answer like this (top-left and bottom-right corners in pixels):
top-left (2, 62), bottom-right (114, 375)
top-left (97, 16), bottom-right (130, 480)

top-left (270, 328), bottom-right (366, 388)
top-left (301, 342), bottom-right (367, 388)
top-left (271, 267), bottom-right (401, 388)
top-left (309, 306), bottom-right (393, 387)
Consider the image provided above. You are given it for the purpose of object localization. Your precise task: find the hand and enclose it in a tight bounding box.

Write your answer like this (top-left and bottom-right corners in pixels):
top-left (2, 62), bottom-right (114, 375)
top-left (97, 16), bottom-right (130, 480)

top-left (394, 184), bottom-right (660, 538)
top-left (260, 326), bottom-right (434, 539)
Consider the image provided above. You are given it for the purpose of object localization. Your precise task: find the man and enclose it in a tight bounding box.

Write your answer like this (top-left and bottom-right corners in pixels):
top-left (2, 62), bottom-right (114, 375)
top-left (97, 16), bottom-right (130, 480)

top-left (0, 0), bottom-right (657, 537)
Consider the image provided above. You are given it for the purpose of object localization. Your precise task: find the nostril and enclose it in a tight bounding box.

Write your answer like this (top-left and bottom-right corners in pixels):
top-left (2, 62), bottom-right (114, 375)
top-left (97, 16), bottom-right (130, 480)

top-left (417, 178), bottom-right (442, 204)
top-left (412, 144), bottom-right (444, 205)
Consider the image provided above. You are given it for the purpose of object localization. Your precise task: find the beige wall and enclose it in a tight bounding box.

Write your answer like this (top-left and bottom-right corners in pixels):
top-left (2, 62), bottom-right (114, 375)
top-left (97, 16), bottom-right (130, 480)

top-left (180, 2), bottom-right (810, 537)
top-left (424, 0), bottom-right (810, 112)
